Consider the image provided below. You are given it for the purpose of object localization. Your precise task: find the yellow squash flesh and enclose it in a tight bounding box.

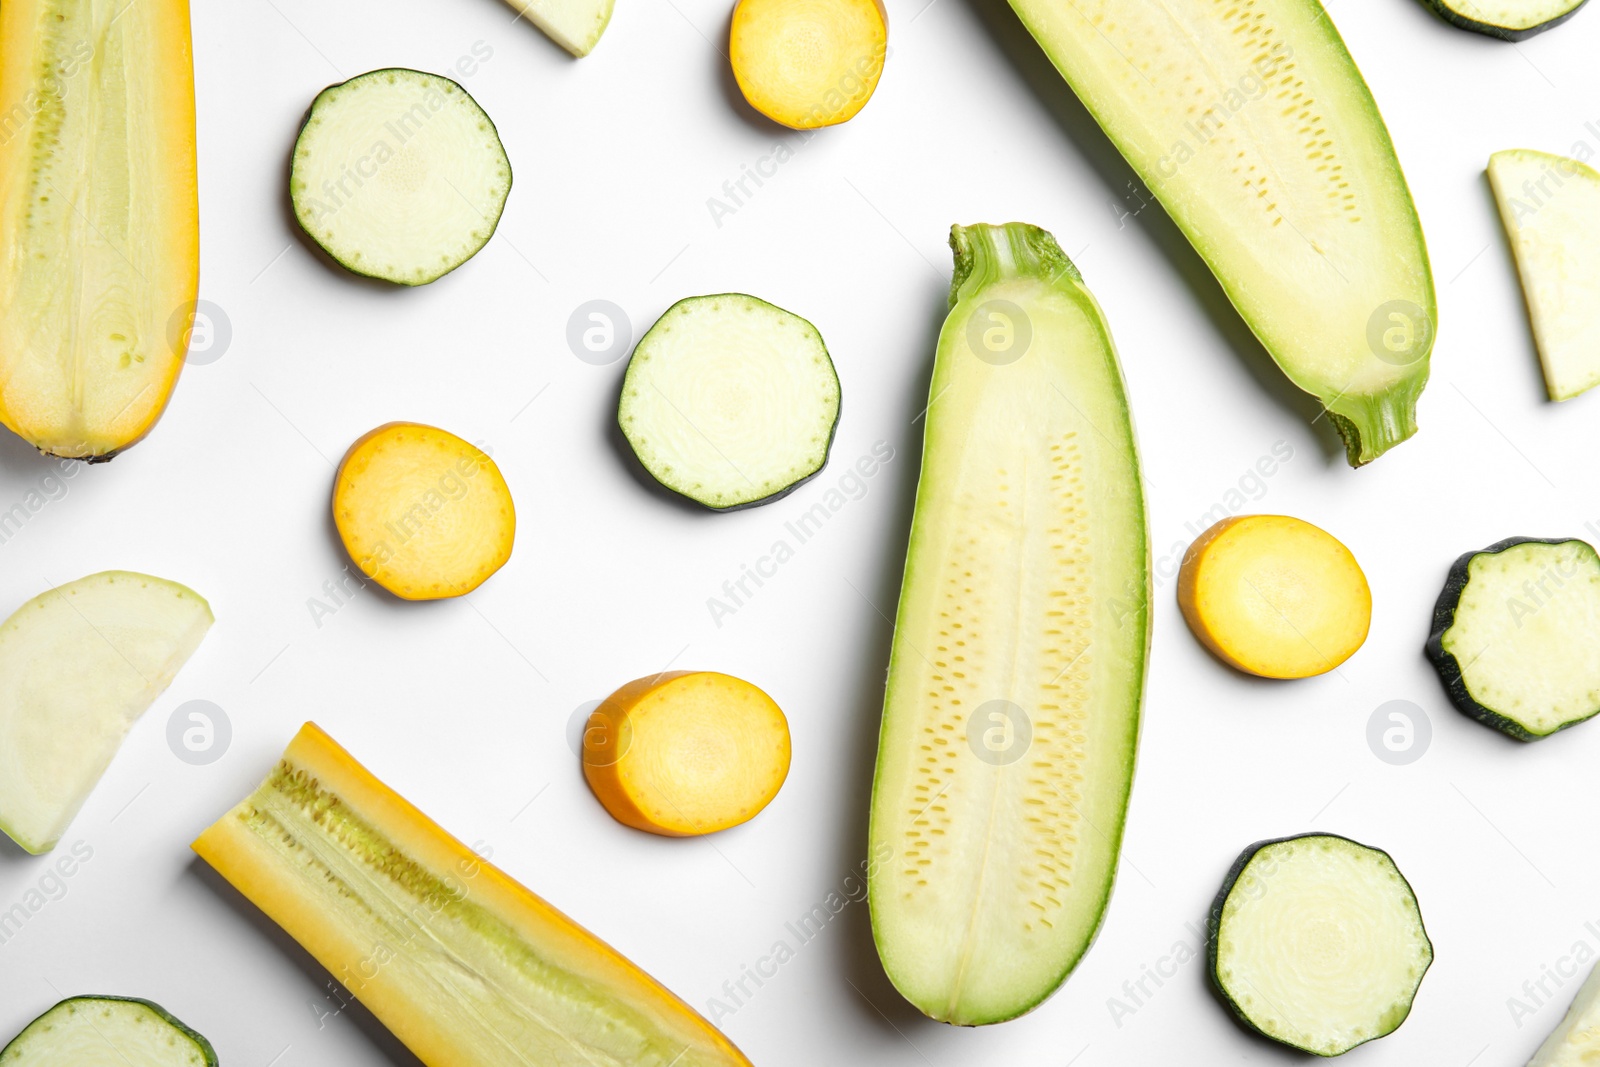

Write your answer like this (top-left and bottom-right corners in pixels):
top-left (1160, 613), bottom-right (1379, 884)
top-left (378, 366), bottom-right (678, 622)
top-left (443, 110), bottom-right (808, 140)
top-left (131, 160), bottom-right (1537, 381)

top-left (0, 0), bottom-right (199, 457)
top-left (194, 723), bottom-right (753, 1067)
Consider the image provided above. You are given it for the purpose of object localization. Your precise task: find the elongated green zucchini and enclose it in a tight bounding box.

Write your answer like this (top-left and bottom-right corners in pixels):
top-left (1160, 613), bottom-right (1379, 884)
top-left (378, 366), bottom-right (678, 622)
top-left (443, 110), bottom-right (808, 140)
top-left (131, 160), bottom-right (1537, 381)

top-left (194, 723), bottom-right (752, 1067)
top-left (867, 222), bottom-right (1149, 1025)
top-left (1209, 834), bottom-right (1432, 1056)
top-left (999, 0), bottom-right (1435, 465)
top-left (1, 996), bottom-right (217, 1066)
top-left (1419, 0), bottom-right (1587, 39)
top-left (1426, 537), bottom-right (1600, 740)
top-left (0, 0), bottom-right (198, 458)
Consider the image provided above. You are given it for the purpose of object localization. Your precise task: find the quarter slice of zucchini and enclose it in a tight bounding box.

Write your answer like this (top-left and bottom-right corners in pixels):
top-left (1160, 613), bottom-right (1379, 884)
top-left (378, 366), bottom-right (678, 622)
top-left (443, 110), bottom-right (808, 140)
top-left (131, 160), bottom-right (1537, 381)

top-left (1488, 149), bottom-right (1600, 401)
top-left (1426, 537), bottom-right (1600, 740)
top-left (617, 294), bottom-right (841, 510)
top-left (291, 69), bottom-right (512, 286)
top-left (1, 996), bottom-right (218, 1067)
top-left (1529, 959), bottom-right (1600, 1065)
top-left (1209, 834), bottom-right (1432, 1057)
top-left (1419, 0), bottom-right (1587, 40)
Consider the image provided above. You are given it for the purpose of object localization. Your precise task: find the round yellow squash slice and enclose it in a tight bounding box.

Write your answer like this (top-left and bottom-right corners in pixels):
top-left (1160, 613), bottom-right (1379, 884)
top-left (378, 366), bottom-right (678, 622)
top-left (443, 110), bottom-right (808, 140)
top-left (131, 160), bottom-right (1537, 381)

top-left (730, 0), bottom-right (887, 129)
top-left (1178, 515), bottom-right (1370, 679)
top-left (333, 422), bottom-right (514, 600)
top-left (582, 671), bottom-right (791, 836)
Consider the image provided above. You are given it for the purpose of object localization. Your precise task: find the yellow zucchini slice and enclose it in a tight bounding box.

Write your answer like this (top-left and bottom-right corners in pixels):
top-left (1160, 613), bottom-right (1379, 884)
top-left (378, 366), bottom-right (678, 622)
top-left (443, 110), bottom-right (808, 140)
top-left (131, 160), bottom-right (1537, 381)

top-left (0, 0), bottom-right (198, 458)
top-left (729, 0), bottom-right (887, 129)
top-left (1178, 515), bottom-right (1371, 679)
top-left (193, 723), bottom-right (753, 1067)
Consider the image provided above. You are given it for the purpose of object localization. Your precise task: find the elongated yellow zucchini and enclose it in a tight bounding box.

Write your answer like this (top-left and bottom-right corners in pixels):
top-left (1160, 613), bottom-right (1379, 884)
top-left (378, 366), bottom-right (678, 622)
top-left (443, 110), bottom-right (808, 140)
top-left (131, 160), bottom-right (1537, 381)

top-left (0, 0), bottom-right (198, 458)
top-left (194, 723), bottom-right (752, 1067)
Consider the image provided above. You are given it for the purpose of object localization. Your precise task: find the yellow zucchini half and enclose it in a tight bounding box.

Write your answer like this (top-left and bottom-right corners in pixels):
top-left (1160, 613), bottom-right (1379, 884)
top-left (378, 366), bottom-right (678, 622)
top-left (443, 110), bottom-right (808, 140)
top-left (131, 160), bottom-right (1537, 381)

top-left (194, 723), bottom-right (752, 1067)
top-left (0, 0), bottom-right (198, 458)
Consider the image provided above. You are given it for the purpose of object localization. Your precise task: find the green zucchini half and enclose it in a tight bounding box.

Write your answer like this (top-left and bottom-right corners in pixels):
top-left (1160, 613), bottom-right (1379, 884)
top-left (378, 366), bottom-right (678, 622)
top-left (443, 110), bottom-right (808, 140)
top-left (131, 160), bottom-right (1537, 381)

top-left (0, 996), bottom-right (218, 1066)
top-left (1208, 834), bottom-right (1432, 1057)
top-left (1426, 537), bottom-right (1600, 740)
top-left (1418, 0), bottom-right (1587, 40)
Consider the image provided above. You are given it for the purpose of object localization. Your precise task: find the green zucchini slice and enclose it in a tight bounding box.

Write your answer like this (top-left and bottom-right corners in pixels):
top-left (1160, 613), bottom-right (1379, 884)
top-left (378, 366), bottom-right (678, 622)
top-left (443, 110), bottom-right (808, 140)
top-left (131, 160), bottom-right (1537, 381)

top-left (1489, 149), bottom-right (1600, 401)
top-left (1529, 960), bottom-right (1600, 1064)
top-left (1419, 0), bottom-right (1587, 40)
top-left (1426, 537), bottom-right (1600, 740)
top-left (867, 223), bottom-right (1149, 1025)
top-left (617, 294), bottom-right (841, 510)
top-left (997, 0), bottom-right (1435, 466)
top-left (1209, 834), bottom-right (1432, 1057)
top-left (1, 996), bottom-right (218, 1067)
top-left (290, 69), bottom-right (512, 286)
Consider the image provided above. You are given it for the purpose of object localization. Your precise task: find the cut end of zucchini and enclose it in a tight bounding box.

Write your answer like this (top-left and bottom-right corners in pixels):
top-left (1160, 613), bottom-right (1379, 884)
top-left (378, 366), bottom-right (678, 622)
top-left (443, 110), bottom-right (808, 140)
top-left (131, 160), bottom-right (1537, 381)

top-left (193, 723), bottom-right (753, 1067)
top-left (868, 222), bottom-right (1149, 1026)
top-left (1420, 0), bottom-right (1587, 39)
top-left (1209, 834), bottom-right (1432, 1057)
top-left (729, 0), bottom-right (887, 128)
top-left (582, 671), bottom-right (792, 836)
top-left (1426, 537), bottom-right (1600, 739)
top-left (0, 571), bottom-right (212, 854)
top-left (1178, 515), bottom-right (1371, 679)
top-left (333, 422), bottom-right (515, 600)
top-left (1488, 149), bottom-right (1600, 401)
top-left (504, 0), bottom-right (615, 55)
top-left (617, 294), bottom-right (841, 509)
top-left (291, 69), bottom-right (511, 286)
top-left (1529, 958), bottom-right (1600, 1065)
top-left (0, 996), bottom-right (218, 1067)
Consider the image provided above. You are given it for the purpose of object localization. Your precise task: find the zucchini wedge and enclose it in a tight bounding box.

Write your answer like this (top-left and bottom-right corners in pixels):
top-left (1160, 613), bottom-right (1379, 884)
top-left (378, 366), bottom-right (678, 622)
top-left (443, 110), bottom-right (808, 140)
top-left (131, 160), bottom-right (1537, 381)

top-left (1489, 149), bottom-right (1600, 401)
top-left (999, 0), bottom-right (1435, 465)
top-left (867, 223), bottom-right (1150, 1025)
top-left (1426, 537), bottom-right (1600, 740)
top-left (1419, 0), bottom-right (1587, 40)
top-left (1209, 834), bottom-right (1432, 1057)
top-left (0, 572), bottom-right (213, 855)
top-left (1, 996), bottom-right (217, 1067)
top-left (501, 0), bottom-right (614, 56)
top-left (194, 723), bottom-right (752, 1067)
top-left (0, 0), bottom-right (198, 458)
top-left (1528, 960), bottom-right (1600, 1065)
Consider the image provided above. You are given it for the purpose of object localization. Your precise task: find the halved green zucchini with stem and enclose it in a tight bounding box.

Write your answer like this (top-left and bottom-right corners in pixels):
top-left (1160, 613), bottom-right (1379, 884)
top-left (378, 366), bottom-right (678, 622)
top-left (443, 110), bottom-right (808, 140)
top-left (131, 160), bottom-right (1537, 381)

top-left (1, 996), bottom-right (217, 1066)
top-left (1209, 833), bottom-right (1432, 1057)
top-left (998, 0), bottom-right (1436, 465)
top-left (1426, 537), bottom-right (1600, 740)
top-left (291, 69), bottom-right (511, 286)
top-left (1419, 0), bottom-right (1587, 40)
top-left (1488, 149), bottom-right (1600, 401)
top-left (617, 294), bottom-right (841, 510)
top-left (868, 222), bottom-right (1149, 1025)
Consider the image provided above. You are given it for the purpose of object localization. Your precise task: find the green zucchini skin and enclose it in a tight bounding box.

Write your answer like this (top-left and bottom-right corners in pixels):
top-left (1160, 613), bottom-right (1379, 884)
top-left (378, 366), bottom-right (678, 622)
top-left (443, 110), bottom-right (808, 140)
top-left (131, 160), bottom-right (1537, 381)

top-left (1207, 833), bottom-right (1433, 1057)
top-left (1, 996), bottom-right (219, 1067)
top-left (1425, 536), bottom-right (1600, 741)
top-left (1417, 0), bottom-right (1587, 40)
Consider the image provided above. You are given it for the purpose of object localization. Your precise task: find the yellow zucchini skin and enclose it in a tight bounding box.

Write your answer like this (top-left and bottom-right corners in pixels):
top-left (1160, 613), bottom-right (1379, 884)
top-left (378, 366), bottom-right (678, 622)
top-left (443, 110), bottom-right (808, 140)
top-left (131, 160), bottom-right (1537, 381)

top-left (194, 723), bottom-right (752, 1067)
top-left (0, 0), bottom-right (198, 458)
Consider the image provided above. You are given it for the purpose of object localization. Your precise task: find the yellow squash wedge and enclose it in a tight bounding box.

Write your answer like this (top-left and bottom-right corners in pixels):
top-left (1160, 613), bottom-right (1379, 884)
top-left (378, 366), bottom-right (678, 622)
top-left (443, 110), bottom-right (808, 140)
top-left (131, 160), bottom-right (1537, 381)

top-left (194, 723), bottom-right (753, 1067)
top-left (0, 0), bottom-right (199, 458)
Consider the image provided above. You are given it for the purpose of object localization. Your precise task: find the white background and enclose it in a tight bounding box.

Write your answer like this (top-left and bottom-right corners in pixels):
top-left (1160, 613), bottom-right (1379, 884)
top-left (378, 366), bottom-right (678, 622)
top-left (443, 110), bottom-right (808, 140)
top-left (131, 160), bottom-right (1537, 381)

top-left (1, 0), bottom-right (1597, 1063)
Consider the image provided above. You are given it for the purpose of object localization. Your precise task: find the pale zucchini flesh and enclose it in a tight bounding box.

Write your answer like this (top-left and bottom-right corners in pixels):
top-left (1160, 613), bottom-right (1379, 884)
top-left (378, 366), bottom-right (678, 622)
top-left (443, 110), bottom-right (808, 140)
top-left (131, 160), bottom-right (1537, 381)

top-left (1489, 150), bottom-right (1600, 400)
top-left (194, 723), bottom-right (753, 1067)
top-left (502, 0), bottom-right (615, 56)
top-left (0, 997), bottom-right (218, 1067)
top-left (1420, 0), bottom-right (1587, 39)
top-left (1209, 834), bottom-right (1432, 1057)
top-left (868, 223), bottom-right (1150, 1026)
top-left (1000, 0), bottom-right (1435, 465)
top-left (0, 0), bottom-right (199, 458)
top-left (1529, 959), bottom-right (1600, 1066)
top-left (0, 572), bottom-right (213, 854)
